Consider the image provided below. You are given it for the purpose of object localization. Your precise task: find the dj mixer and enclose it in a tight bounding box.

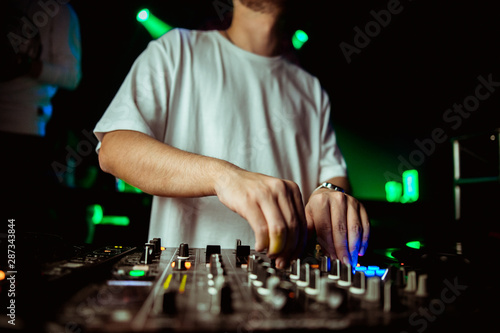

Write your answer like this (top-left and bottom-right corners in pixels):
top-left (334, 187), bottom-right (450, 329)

top-left (0, 235), bottom-right (482, 333)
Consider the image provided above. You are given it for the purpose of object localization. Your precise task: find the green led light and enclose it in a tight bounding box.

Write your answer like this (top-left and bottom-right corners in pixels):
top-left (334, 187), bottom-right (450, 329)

top-left (136, 9), bottom-right (149, 22)
top-left (86, 204), bottom-right (130, 226)
top-left (129, 270), bottom-right (146, 277)
top-left (406, 241), bottom-right (421, 249)
top-left (385, 169), bottom-right (419, 203)
top-left (136, 9), bottom-right (173, 39)
top-left (385, 181), bottom-right (403, 202)
top-left (88, 204), bottom-right (104, 225)
top-left (102, 216), bottom-right (130, 226)
top-left (383, 247), bottom-right (398, 259)
top-left (292, 30), bottom-right (309, 50)
top-left (116, 178), bottom-right (142, 193)
top-left (401, 169), bottom-right (419, 203)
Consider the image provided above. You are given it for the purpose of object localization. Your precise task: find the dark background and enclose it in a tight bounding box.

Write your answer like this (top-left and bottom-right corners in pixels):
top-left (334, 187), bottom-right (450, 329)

top-left (32, 0), bottom-right (500, 254)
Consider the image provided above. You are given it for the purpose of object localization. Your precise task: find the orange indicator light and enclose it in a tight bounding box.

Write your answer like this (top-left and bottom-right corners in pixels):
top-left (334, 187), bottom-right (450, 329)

top-left (171, 262), bottom-right (176, 268)
top-left (184, 261), bottom-right (192, 269)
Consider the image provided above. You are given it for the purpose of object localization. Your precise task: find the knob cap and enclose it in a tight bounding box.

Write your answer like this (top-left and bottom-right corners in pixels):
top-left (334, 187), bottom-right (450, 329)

top-left (416, 274), bottom-right (428, 297)
top-left (140, 243), bottom-right (154, 264)
top-left (404, 271), bottom-right (417, 293)
top-left (178, 243), bottom-right (189, 258)
top-left (206, 245), bottom-right (221, 263)
top-left (365, 277), bottom-right (381, 303)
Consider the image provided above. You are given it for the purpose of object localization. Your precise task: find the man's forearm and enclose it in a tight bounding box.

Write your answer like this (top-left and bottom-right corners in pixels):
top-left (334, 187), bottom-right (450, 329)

top-left (98, 130), bottom-right (238, 197)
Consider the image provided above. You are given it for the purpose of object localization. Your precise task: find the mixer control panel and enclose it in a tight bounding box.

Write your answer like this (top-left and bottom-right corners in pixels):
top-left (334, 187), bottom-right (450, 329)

top-left (43, 238), bottom-right (473, 333)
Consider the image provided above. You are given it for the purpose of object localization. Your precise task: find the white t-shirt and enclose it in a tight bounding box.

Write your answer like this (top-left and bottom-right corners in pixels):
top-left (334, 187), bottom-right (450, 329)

top-left (94, 28), bottom-right (347, 249)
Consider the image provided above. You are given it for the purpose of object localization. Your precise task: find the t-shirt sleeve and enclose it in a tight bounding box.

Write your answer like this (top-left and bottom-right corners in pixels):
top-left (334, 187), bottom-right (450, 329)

top-left (318, 91), bottom-right (348, 182)
top-left (93, 32), bottom-right (174, 152)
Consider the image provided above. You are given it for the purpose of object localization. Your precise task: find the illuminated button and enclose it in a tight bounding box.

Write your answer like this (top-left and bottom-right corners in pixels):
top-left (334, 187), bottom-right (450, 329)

top-left (365, 270), bottom-right (375, 277)
top-left (129, 270), bottom-right (146, 277)
top-left (376, 269), bottom-right (387, 277)
top-left (355, 266), bottom-right (367, 271)
top-left (367, 266), bottom-right (379, 271)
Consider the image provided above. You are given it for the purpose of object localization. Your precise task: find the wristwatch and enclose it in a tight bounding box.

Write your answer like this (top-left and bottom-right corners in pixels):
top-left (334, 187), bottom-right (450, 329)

top-left (314, 182), bottom-right (345, 193)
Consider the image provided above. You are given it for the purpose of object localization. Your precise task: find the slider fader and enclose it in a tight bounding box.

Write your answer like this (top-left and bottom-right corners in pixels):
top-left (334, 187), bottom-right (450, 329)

top-left (42, 238), bottom-right (473, 333)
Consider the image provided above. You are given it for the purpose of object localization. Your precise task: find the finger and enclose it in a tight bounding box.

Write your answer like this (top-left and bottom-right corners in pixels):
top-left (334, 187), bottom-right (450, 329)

top-left (288, 182), bottom-right (307, 261)
top-left (242, 204), bottom-right (270, 253)
top-left (274, 182), bottom-right (306, 268)
top-left (346, 196), bottom-right (362, 268)
top-left (258, 197), bottom-right (288, 258)
top-left (358, 203), bottom-right (370, 256)
top-left (307, 200), bottom-right (337, 259)
top-left (274, 195), bottom-right (297, 268)
top-left (329, 192), bottom-right (350, 265)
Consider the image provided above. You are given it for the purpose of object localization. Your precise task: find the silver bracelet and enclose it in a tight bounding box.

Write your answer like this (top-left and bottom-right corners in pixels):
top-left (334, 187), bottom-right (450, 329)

top-left (314, 182), bottom-right (345, 193)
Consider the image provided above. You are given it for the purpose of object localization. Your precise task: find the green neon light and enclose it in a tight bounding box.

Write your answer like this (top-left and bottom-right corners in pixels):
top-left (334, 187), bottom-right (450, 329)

top-left (383, 248), bottom-right (398, 259)
top-left (86, 204), bottom-right (130, 226)
top-left (129, 270), bottom-right (146, 277)
top-left (101, 216), bottom-right (130, 226)
top-left (292, 30), bottom-right (309, 49)
top-left (385, 169), bottom-right (419, 203)
top-left (136, 9), bottom-right (149, 22)
top-left (406, 241), bottom-right (421, 249)
top-left (88, 204), bottom-right (104, 225)
top-left (402, 169), bottom-right (419, 203)
top-left (385, 181), bottom-right (403, 202)
top-left (116, 178), bottom-right (142, 193)
top-left (137, 9), bottom-right (173, 39)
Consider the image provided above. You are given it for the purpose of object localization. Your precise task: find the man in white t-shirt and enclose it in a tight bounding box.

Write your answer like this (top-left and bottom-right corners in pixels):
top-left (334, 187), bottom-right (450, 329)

top-left (94, 0), bottom-right (370, 269)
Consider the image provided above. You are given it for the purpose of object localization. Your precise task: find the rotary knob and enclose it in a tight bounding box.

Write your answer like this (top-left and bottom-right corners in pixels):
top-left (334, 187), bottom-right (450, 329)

top-left (178, 243), bottom-right (189, 258)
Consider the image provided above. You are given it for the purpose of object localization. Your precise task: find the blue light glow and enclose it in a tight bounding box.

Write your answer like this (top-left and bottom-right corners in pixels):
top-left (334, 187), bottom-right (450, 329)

top-left (365, 270), bottom-right (375, 277)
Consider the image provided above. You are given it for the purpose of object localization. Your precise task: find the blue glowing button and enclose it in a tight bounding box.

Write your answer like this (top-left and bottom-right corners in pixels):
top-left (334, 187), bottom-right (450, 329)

top-left (365, 270), bottom-right (375, 277)
top-left (355, 266), bottom-right (367, 271)
top-left (367, 266), bottom-right (379, 271)
top-left (375, 269), bottom-right (387, 277)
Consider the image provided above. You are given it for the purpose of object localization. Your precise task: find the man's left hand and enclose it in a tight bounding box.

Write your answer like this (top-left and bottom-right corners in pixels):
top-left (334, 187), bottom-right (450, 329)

top-left (305, 186), bottom-right (370, 268)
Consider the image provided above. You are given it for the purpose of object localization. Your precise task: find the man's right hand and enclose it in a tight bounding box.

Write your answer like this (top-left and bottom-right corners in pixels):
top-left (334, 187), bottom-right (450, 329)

top-left (99, 131), bottom-right (307, 268)
top-left (214, 168), bottom-right (308, 269)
